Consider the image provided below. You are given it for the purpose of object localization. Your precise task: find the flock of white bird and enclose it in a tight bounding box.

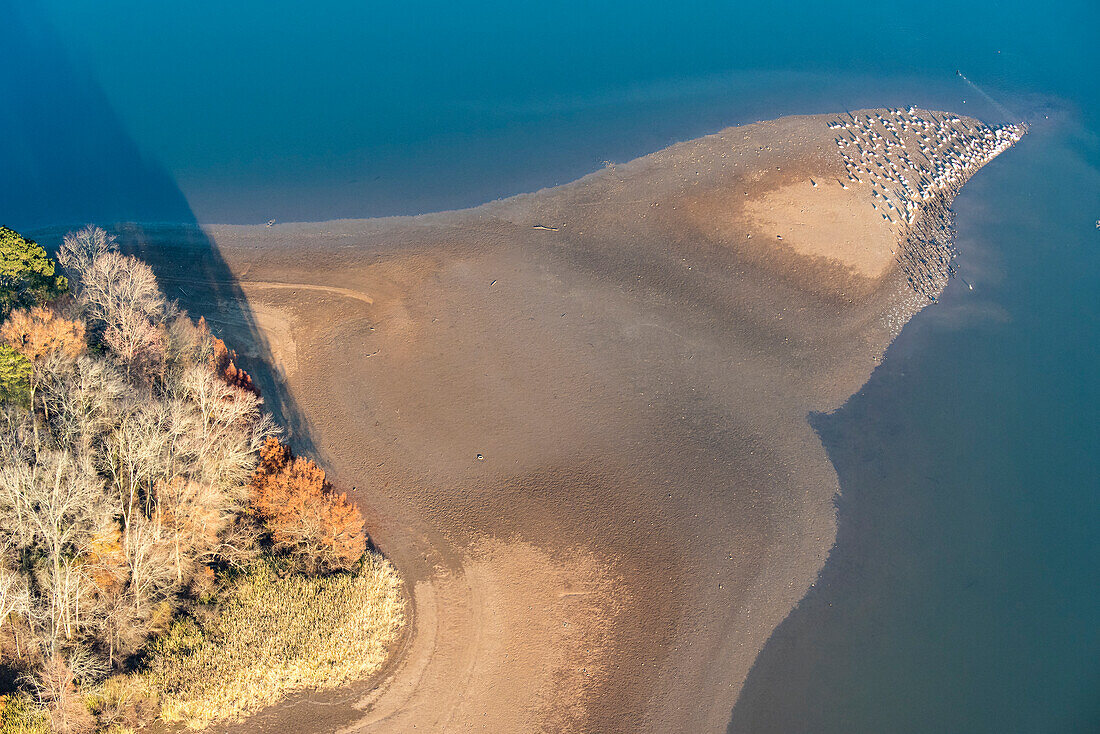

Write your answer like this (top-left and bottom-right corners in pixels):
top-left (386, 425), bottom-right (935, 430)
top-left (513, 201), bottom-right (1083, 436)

top-left (828, 107), bottom-right (1025, 227)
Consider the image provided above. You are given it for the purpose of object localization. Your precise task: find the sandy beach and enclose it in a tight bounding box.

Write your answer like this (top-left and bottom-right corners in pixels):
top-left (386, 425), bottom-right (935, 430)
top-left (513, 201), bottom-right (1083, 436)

top-left (37, 108), bottom-right (1019, 732)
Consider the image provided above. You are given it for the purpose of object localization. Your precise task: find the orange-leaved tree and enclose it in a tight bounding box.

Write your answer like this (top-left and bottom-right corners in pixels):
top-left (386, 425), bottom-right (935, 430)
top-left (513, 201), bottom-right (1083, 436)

top-left (1, 306), bottom-right (86, 417)
top-left (193, 317), bottom-right (257, 396)
top-left (248, 437), bottom-right (366, 573)
top-left (210, 335), bottom-right (256, 395)
top-left (0, 306), bottom-right (85, 362)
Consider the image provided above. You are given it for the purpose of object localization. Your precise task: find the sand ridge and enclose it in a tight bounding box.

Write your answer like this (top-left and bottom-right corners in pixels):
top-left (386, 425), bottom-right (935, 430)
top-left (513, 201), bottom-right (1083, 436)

top-left (73, 109), bottom-right (1021, 733)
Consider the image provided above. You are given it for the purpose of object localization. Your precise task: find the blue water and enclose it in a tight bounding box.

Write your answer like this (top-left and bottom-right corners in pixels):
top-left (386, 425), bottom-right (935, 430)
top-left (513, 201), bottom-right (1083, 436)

top-left (4, 0), bottom-right (1098, 228)
top-left (2, 1), bottom-right (1097, 731)
top-left (728, 115), bottom-right (1100, 734)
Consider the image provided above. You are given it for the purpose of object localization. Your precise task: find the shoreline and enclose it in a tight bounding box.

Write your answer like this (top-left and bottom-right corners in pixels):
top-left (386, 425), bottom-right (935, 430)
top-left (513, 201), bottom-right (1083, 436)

top-left (729, 117), bottom-right (1099, 733)
top-left (31, 108), bottom-right (1022, 732)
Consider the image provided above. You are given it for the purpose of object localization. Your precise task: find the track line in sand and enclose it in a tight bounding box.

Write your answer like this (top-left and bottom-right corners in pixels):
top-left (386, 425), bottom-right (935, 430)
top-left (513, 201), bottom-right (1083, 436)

top-left (241, 280), bottom-right (376, 305)
top-left (157, 273), bottom-right (376, 306)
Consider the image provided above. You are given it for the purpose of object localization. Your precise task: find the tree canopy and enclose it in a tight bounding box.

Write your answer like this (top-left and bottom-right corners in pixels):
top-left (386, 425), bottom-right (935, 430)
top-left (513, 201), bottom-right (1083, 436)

top-left (0, 344), bottom-right (31, 406)
top-left (0, 227), bottom-right (382, 732)
top-left (0, 226), bottom-right (68, 318)
top-left (249, 437), bottom-right (367, 573)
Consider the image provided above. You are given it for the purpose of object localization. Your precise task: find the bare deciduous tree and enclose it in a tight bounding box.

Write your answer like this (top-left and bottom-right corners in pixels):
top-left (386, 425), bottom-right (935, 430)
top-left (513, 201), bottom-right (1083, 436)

top-left (0, 451), bottom-right (112, 657)
top-left (64, 245), bottom-right (168, 378)
top-left (57, 225), bottom-right (118, 291)
top-left (0, 542), bottom-right (31, 637)
top-left (179, 366), bottom-right (274, 491)
top-left (37, 354), bottom-right (127, 454)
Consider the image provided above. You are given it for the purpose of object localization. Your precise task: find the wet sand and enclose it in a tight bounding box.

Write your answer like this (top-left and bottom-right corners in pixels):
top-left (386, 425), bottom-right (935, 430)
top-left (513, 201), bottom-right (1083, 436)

top-left (49, 109), bottom-right (1019, 732)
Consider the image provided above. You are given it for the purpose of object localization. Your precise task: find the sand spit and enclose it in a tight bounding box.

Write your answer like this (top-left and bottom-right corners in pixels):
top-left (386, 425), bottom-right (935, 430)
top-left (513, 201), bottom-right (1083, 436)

top-left (77, 109), bottom-right (1019, 732)
top-left (829, 107), bottom-right (1024, 304)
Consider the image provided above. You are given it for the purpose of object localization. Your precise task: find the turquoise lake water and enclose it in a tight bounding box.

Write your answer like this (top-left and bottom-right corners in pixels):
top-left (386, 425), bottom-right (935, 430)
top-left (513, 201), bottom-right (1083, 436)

top-left (2, 1), bottom-right (1097, 731)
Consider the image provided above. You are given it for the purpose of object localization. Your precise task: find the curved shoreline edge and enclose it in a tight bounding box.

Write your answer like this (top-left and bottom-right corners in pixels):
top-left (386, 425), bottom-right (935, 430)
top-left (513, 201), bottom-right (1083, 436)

top-left (31, 108), bottom-right (1023, 733)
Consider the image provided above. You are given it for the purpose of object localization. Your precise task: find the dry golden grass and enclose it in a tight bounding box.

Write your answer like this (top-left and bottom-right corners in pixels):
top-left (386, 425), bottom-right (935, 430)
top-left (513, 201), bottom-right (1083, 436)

top-left (0, 694), bottom-right (52, 733)
top-left (1, 553), bottom-right (404, 734)
top-left (141, 553), bottom-right (406, 729)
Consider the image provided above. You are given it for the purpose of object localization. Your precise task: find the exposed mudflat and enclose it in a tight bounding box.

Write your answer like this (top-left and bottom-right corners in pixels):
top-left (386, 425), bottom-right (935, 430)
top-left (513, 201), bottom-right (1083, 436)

top-left (37, 110), bottom-right (1015, 733)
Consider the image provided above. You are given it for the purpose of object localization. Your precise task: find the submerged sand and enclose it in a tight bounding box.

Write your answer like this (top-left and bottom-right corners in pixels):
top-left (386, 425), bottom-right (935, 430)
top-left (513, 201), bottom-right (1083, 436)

top-left (57, 109), bottom-right (1019, 732)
